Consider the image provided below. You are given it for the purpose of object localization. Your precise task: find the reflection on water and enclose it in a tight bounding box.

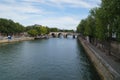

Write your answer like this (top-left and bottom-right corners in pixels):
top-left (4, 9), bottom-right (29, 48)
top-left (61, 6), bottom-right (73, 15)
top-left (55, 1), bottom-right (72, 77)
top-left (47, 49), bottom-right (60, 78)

top-left (0, 38), bottom-right (101, 80)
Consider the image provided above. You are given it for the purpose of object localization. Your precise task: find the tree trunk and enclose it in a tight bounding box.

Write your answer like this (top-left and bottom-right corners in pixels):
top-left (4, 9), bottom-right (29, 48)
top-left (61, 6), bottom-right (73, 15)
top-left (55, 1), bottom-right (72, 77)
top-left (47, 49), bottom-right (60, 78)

top-left (108, 37), bottom-right (111, 55)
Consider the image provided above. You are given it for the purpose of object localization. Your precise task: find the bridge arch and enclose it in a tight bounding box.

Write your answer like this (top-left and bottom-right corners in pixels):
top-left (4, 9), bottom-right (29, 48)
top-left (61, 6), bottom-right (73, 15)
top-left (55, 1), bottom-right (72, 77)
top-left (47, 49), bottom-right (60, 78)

top-left (51, 33), bottom-right (56, 37)
top-left (49, 32), bottom-right (78, 38)
top-left (58, 33), bottom-right (62, 37)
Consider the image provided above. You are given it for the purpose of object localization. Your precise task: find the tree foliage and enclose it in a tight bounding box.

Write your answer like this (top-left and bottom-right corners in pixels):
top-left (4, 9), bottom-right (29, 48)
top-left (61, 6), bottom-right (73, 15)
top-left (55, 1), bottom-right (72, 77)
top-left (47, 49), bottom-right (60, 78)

top-left (0, 18), bottom-right (25, 35)
top-left (77, 20), bottom-right (86, 35)
top-left (49, 28), bottom-right (58, 32)
top-left (27, 29), bottom-right (38, 37)
top-left (26, 25), bottom-right (49, 36)
top-left (77, 0), bottom-right (120, 42)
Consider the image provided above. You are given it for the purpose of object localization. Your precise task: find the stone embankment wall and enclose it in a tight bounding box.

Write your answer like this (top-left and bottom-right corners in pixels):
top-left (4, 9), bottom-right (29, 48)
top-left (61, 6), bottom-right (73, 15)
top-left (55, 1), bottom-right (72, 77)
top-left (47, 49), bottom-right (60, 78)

top-left (78, 37), bottom-right (120, 80)
top-left (0, 37), bottom-right (34, 43)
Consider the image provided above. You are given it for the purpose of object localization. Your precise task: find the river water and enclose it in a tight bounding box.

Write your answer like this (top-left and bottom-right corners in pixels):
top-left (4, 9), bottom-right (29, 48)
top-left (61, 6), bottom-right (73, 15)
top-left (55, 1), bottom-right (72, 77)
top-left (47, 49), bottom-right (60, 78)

top-left (0, 37), bottom-right (101, 80)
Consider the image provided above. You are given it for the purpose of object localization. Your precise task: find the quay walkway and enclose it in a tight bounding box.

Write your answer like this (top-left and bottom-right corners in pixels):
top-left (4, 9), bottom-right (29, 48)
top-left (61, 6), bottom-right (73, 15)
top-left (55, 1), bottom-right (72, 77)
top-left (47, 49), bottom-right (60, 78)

top-left (88, 43), bottom-right (120, 75)
top-left (79, 37), bottom-right (120, 80)
top-left (0, 36), bottom-right (34, 43)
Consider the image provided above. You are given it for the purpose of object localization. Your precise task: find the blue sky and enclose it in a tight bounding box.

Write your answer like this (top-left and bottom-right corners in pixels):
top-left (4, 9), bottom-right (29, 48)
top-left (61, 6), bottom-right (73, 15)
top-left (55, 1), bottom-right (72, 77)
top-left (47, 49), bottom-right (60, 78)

top-left (0, 0), bottom-right (101, 30)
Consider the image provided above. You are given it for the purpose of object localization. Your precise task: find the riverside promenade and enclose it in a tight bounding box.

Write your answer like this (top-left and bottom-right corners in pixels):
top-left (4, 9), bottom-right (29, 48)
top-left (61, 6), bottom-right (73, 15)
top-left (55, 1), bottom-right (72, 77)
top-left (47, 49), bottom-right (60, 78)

top-left (78, 37), bottom-right (120, 80)
top-left (0, 36), bottom-right (34, 43)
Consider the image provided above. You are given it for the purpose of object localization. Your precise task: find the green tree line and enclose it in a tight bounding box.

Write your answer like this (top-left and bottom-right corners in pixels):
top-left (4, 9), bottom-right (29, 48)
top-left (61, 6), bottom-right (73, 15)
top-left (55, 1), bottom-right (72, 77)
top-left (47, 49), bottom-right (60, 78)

top-left (77, 0), bottom-right (120, 42)
top-left (0, 18), bottom-right (59, 36)
top-left (0, 18), bottom-right (73, 37)
top-left (0, 18), bottom-right (25, 35)
top-left (26, 25), bottom-right (50, 37)
top-left (26, 25), bottom-right (74, 36)
top-left (77, 0), bottom-right (120, 54)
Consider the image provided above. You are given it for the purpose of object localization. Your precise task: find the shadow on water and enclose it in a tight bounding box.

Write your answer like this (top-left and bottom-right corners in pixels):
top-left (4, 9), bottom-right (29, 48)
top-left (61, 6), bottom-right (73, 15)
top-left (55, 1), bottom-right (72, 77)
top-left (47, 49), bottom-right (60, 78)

top-left (76, 39), bottom-right (101, 80)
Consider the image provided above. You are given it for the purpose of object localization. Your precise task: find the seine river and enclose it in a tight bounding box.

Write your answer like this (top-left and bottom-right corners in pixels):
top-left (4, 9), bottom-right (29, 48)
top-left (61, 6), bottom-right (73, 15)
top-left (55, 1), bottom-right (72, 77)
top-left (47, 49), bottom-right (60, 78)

top-left (0, 37), bottom-right (101, 80)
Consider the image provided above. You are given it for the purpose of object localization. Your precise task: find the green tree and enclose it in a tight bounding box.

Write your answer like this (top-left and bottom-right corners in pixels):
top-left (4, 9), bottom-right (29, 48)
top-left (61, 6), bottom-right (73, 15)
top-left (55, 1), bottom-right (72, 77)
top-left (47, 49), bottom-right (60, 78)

top-left (94, 8), bottom-right (108, 41)
top-left (40, 26), bottom-right (48, 35)
top-left (27, 29), bottom-right (38, 37)
top-left (49, 28), bottom-right (58, 32)
top-left (85, 15), bottom-right (95, 36)
top-left (76, 19), bottom-right (86, 35)
top-left (77, 0), bottom-right (120, 54)
top-left (26, 25), bottom-right (49, 36)
top-left (0, 18), bottom-right (25, 35)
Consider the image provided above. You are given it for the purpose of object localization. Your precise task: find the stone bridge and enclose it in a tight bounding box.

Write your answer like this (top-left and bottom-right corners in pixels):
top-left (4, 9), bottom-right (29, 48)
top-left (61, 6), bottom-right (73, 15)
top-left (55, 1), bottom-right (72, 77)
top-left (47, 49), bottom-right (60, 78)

top-left (49, 32), bottom-right (79, 38)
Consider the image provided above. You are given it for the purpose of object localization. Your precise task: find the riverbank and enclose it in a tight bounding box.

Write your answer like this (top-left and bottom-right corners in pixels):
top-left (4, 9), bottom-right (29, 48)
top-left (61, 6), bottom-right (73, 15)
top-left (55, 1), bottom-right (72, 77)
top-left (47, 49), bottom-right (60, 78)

top-left (0, 37), bottom-right (34, 43)
top-left (78, 37), bottom-right (120, 80)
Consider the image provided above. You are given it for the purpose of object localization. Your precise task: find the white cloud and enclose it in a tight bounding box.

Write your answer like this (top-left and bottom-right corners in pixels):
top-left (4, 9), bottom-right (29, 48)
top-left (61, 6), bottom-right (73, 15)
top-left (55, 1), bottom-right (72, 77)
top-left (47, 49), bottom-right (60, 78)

top-left (0, 0), bottom-right (42, 13)
top-left (41, 17), bottom-right (79, 29)
top-left (25, 16), bottom-right (86, 30)
top-left (20, 0), bottom-right (100, 8)
top-left (0, 0), bottom-right (43, 21)
top-left (48, 0), bottom-right (91, 8)
top-left (0, 0), bottom-right (101, 30)
top-left (40, 0), bottom-right (101, 8)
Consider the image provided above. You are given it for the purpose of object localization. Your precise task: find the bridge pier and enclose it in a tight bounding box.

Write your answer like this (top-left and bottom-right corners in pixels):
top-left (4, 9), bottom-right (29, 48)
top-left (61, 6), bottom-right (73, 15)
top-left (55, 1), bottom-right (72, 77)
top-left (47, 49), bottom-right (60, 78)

top-left (58, 33), bottom-right (62, 38)
top-left (73, 35), bottom-right (75, 39)
top-left (64, 34), bottom-right (67, 38)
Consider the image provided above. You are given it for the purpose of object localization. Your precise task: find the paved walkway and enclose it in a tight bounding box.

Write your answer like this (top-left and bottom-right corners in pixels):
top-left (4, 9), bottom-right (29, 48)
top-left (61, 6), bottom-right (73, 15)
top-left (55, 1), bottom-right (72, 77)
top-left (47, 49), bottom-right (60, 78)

top-left (0, 37), bottom-right (34, 43)
top-left (85, 40), bottom-right (120, 76)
